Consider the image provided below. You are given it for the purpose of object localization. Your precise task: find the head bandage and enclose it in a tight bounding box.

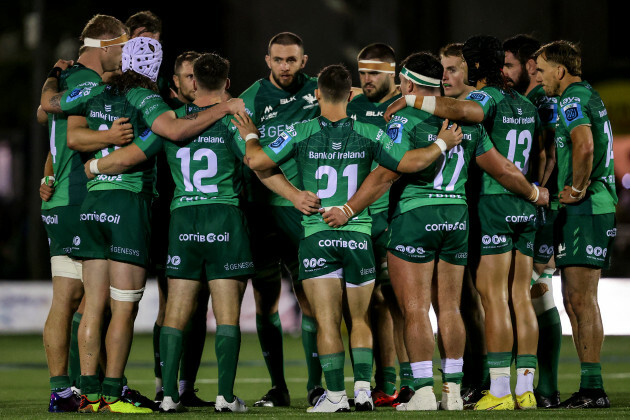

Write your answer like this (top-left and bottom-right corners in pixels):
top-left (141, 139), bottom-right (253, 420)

top-left (122, 37), bottom-right (163, 82)
top-left (400, 67), bottom-right (441, 87)
top-left (83, 33), bottom-right (129, 48)
top-left (358, 60), bottom-right (395, 74)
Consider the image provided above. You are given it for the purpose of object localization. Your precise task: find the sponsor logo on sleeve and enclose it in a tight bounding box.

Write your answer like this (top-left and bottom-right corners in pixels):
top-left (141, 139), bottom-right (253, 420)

top-left (140, 128), bottom-right (152, 141)
top-left (466, 91), bottom-right (490, 106)
top-left (386, 122), bottom-right (403, 143)
top-left (268, 131), bottom-right (292, 154)
top-left (66, 88), bottom-right (85, 103)
top-left (561, 103), bottom-right (584, 123)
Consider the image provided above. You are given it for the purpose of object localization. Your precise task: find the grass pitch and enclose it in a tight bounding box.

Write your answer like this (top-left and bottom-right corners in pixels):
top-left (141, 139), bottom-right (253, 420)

top-left (1, 333), bottom-right (629, 418)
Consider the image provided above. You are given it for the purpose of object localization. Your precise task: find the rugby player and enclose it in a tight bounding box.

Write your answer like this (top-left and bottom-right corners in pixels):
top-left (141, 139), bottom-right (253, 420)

top-left (38, 15), bottom-right (132, 412)
top-left (234, 64), bottom-right (464, 412)
top-left (238, 32), bottom-right (323, 407)
top-left (535, 40), bottom-right (616, 409)
top-left (44, 37), bottom-right (244, 413)
top-left (385, 35), bottom-right (546, 410)
top-left (172, 51), bottom-right (200, 104)
top-left (505, 34), bottom-right (563, 408)
top-left (346, 43), bottom-right (410, 407)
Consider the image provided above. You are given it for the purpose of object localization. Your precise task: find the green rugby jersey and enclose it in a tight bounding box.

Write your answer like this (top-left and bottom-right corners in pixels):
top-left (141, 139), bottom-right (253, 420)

top-left (386, 108), bottom-right (493, 218)
top-left (348, 93), bottom-right (401, 214)
top-left (555, 81), bottom-right (617, 215)
top-left (61, 84), bottom-right (170, 195)
top-left (262, 116), bottom-right (401, 237)
top-left (42, 64), bottom-right (101, 210)
top-left (239, 72), bottom-right (320, 206)
top-left (528, 84), bottom-right (560, 208)
top-left (165, 103), bottom-right (245, 211)
top-left (465, 86), bottom-right (540, 195)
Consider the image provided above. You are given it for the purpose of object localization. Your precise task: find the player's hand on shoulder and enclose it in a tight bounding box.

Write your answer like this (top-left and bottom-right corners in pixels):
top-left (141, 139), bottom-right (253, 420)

top-left (224, 98), bottom-right (246, 115)
top-left (384, 96), bottom-right (406, 122)
top-left (53, 58), bottom-right (74, 71)
top-left (231, 112), bottom-right (259, 140)
top-left (84, 159), bottom-right (96, 180)
top-left (292, 190), bottom-right (321, 215)
top-left (108, 118), bottom-right (134, 146)
top-left (39, 179), bottom-right (55, 201)
top-left (536, 186), bottom-right (550, 207)
top-left (439, 119), bottom-right (463, 150)
top-left (319, 206), bottom-right (348, 228)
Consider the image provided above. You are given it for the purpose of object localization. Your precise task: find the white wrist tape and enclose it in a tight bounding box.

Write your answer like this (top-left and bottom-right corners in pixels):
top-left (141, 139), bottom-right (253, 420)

top-left (434, 138), bottom-right (447, 153)
top-left (571, 185), bottom-right (583, 194)
top-left (110, 286), bottom-right (145, 302)
top-left (245, 133), bottom-right (259, 142)
top-left (529, 184), bottom-right (540, 203)
top-left (405, 95), bottom-right (417, 107)
top-left (420, 95), bottom-right (436, 114)
top-left (89, 159), bottom-right (100, 175)
top-left (41, 175), bottom-right (55, 185)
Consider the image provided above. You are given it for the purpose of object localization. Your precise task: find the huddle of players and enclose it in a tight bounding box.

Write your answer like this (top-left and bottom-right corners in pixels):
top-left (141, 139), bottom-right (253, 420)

top-left (38, 10), bottom-right (616, 414)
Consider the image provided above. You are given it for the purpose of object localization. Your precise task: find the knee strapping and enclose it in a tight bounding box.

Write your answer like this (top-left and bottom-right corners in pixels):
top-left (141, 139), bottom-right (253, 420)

top-left (531, 270), bottom-right (556, 315)
top-left (110, 286), bottom-right (145, 302)
top-left (50, 255), bottom-right (83, 281)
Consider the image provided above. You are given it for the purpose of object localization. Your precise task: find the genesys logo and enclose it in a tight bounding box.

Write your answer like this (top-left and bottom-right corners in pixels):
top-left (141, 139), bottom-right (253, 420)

top-left (318, 238), bottom-right (368, 250)
top-left (303, 258), bottom-right (327, 269)
top-left (482, 235), bottom-right (507, 245)
top-left (586, 245), bottom-right (607, 258)
top-left (178, 232), bottom-right (230, 243)
top-left (394, 244), bottom-right (425, 255)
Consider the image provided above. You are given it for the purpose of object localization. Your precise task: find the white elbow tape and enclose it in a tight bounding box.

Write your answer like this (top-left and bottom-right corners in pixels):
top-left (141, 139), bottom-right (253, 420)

top-left (41, 175), bottom-right (55, 185)
top-left (420, 95), bottom-right (436, 114)
top-left (89, 159), bottom-right (101, 175)
top-left (245, 133), bottom-right (259, 142)
top-left (50, 255), bottom-right (83, 281)
top-left (434, 138), bottom-right (447, 153)
top-left (110, 286), bottom-right (145, 302)
top-left (405, 94), bottom-right (417, 107)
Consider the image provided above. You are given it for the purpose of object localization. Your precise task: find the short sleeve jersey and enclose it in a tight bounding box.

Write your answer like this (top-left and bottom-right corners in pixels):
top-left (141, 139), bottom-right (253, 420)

top-left (465, 86), bottom-right (539, 195)
top-left (239, 73), bottom-right (320, 206)
top-left (348, 93), bottom-right (402, 214)
top-left (164, 103), bottom-right (245, 211)
top-left (42, 64), bottom-right (102, 210)
top-left (262, 117), bottom-right (401, 237)
top-left (555, 81), bottom-right (617, 215)
top-left (61, 84), bottom-right (170, 196)
top-left (386, 108), bottom-right (494, 217)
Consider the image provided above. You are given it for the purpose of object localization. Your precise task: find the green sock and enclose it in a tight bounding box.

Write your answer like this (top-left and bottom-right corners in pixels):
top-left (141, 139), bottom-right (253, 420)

top-left (580, 362), bottom-right (604, 390)
top-left (413, 377), bottom-right (434, 390)
top-left (536, 308), bottom-right (562, 396)
top-left (382, 366), bottom-right (397, 394)
top-left (301, 315), bottom-right (322, 391)
top-left (69, 312), bottom-right (82, 388)
top-left (50, 375), bottom-right (71, 392)
top-left (352, 348), bottom-right (373, 384)
top-left (160, 326), bottom-right (184, 402)
top-left (481, 354), bottom-right (490, 386)
top-left (516, 354), bottom-right (537, 369)
top-left (216, 324), bottom-right (241, 402)
top-left (443, 371), bottom-right (464, 385)
top-left (256, 312), bottom-right (286, 389)
top-left (179, 309), bottom-right (207, 384)
top-left (488, 352), bottom-right (512, 369)
top-left (101, 377), bottom-right (123, 402)
top-left (320, 352), bottom-right (345, 392)
top-left (153, 323), bottom-right (162, 379)
top-left (80, 375), bottom-right (101, 400)
top-left (399, 361), bottom-right (414, 388)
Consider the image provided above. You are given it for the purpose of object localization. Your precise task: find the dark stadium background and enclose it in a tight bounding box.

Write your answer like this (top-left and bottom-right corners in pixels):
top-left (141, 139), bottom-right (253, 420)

top-left (1, 0), bottom-right (628, 279)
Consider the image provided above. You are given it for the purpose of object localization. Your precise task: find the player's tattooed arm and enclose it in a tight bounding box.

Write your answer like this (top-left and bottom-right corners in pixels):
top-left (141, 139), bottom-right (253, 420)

top-left (477, 147), bottom-right (549, 206)
top-left (152, 98), bottom-right (246, 141)
top-left (84, 144), bottom-right (148, 180)
top-left (40, 59), bottom-right (73, 114)
top-left (67, 116), bottom-right (133, 152)
top-left (255, 167), bottom-right (320, 215)
top-left (36, 106), bottom-right (48, 125)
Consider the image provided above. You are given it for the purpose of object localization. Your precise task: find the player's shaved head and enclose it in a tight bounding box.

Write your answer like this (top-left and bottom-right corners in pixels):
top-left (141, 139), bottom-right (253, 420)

top-left (534, 40), bottom-right (582, 77)
top-left (357, 43), bottom-right (395, 63)
top-left (317, 64), bottom-right (352, 103)
top-left (194, 53), bottom-right (230, 91)
top-left (268, 32), bottom-right (304, 54)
